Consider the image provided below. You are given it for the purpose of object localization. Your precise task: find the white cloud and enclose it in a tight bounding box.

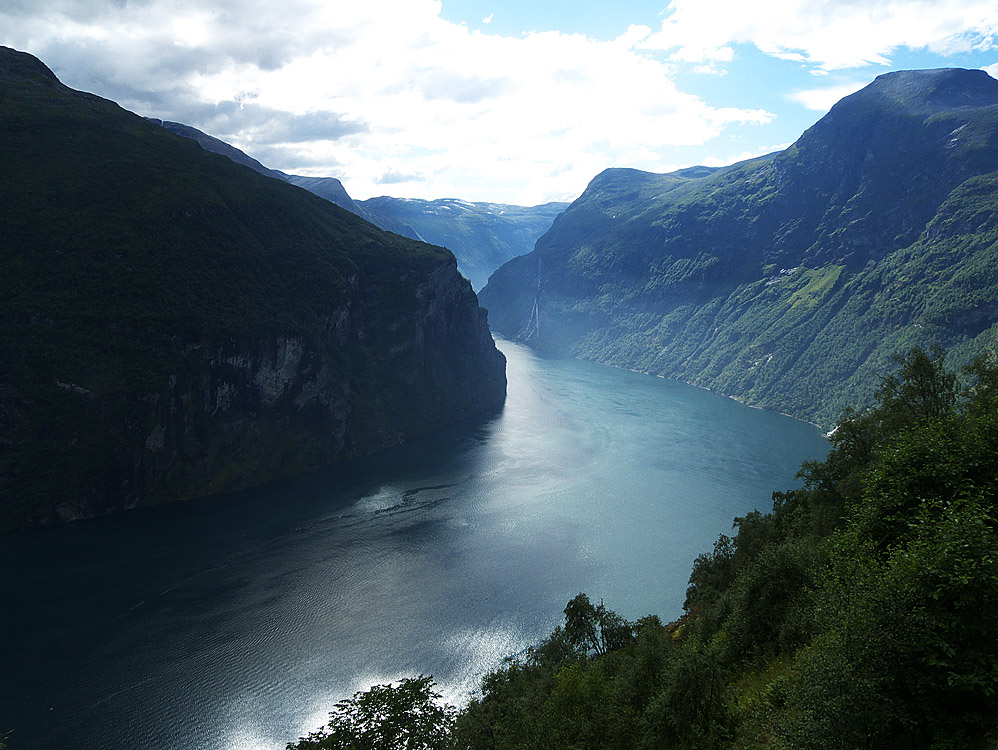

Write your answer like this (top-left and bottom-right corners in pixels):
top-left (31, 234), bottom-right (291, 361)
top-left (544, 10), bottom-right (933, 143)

top-left (700, 143), bottom-right (790, 168)
top-left (788, 81), bottom-right (869, 111)
top-left (642, 0), bottom-right (998, 71)
top-left (12, 0), bottom-right (992, 203)
top-left (0, 0), bottom-right (773, 203)
top-left (984, 63), bottom-right (998, 78)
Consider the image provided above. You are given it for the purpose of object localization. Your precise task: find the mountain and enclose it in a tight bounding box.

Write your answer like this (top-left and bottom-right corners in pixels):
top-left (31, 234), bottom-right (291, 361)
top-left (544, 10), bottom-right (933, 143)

top-left (145, 120), bottom-right (566, 291)
top-left (146, 120), bottom-right (373, 221)
top-left (358, 197), bottom-right (569, 290)
top-left (480, 68), bottom-right (998, 427)
top-left (0, 46), bottom-right (506, 530)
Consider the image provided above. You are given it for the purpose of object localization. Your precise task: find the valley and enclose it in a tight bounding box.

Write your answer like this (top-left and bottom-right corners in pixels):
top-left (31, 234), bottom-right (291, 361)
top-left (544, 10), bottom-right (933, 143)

top-left (1, 34), bottom-right (997, 750)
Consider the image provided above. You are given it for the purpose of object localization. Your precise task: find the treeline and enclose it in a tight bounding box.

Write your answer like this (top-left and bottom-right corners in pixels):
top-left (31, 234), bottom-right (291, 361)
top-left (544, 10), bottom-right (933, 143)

top-left (288, 347), bottom-right (998, 749)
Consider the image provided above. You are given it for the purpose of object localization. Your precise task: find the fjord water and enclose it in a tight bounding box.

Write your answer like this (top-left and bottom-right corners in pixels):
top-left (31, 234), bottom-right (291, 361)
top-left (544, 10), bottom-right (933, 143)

top-left (0, 340), bottom-right (828, 750)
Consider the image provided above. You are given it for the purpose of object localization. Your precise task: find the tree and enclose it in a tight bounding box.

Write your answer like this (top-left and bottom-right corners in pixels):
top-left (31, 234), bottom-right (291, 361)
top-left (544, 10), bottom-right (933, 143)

top-left (287, 676), bottom-right (456, 750)
top-left (562, 593), bottom-right (633, 656)
top-left (875, 345), bottom-right (958, 431)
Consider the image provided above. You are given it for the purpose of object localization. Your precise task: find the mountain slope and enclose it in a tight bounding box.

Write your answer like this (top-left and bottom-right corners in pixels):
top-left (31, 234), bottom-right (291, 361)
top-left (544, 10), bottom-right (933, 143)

top-left (0, 46), bottom-right (506, 529)
top-left (146, 120), bottom-right (378, 221)
top-left (145, 119), bottom-right (566, 291)
top-left (480, 68), bottom-right (998, 427)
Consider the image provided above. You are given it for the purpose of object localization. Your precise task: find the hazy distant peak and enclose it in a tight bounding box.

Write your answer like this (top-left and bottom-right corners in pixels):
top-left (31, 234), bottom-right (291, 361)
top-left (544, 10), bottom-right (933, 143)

top-left (281, 173), bottom-right (365, 216)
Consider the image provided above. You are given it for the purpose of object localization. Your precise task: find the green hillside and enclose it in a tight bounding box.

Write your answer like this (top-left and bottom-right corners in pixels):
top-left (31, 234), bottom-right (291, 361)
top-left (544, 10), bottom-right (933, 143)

top-left (480, 68), bottom-right (998, 427)
top-left (449, 348), bottom-right (998, 750)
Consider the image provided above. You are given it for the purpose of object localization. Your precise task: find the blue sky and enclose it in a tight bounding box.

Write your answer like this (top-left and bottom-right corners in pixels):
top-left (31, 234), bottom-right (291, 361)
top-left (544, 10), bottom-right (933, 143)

top-left (441, 0), bottom-right (670, 38)
top-left (3, 0), bottom-right (997, 205)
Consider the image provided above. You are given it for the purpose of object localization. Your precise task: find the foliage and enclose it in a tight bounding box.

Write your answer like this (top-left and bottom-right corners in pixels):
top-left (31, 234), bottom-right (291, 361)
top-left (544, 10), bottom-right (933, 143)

top-left (562, 593), bottom-right (634, 656)
top-left (287, 677), bottom-right (456, 750)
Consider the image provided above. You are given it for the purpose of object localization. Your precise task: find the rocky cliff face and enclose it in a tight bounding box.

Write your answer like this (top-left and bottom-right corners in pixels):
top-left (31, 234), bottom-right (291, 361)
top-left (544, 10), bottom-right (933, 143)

top-left (0, 46), bottom-right (505, 529)
top-left (46, 260), bottom-right (504, 525)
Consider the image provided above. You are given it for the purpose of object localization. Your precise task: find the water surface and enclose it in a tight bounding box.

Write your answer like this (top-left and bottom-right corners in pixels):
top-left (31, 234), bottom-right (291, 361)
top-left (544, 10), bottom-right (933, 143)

top-left (0, 339), bottom-right (828, 749)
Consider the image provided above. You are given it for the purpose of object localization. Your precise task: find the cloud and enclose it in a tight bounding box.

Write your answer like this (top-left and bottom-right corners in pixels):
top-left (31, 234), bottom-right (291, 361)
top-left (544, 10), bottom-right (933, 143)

top-left (376, 169), bottom-right (422, 184)
top-left (641, 0), bottom-right (998, 71)
top-left (788, 81), bottom-right (870, 111)
top-left (1, 0), bottom-right (773, 202)
top-left (700, 143), bottom-right (790, 168)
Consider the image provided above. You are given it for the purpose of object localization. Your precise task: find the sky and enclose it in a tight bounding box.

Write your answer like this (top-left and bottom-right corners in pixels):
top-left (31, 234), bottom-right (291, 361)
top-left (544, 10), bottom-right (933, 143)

top-left (3, 0), bottom-right (998, 205)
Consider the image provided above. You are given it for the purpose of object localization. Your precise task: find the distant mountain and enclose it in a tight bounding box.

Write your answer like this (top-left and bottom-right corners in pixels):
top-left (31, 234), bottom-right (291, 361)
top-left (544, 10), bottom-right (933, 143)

top-left (0, 46), bottom-right (506, 529)
top-left (359, 197), bottom-right (569, 290)
top-left (480, 68), bottom-right (998, 427)
top-left (279, 173), bottom-right (371, 217)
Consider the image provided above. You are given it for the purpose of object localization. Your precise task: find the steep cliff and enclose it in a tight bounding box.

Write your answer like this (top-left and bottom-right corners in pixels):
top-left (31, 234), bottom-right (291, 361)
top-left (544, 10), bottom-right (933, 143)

top-left (480, 68), bottom-right (998, 427)
top-left (0, 47), bottom-right (506, 529)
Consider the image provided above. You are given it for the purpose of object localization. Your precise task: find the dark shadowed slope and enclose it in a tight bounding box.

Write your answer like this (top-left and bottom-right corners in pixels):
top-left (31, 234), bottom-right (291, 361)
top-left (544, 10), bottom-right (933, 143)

top-left (0, 46), bottom-right (506, 529)
top-left (146, 119), bottom-right (566, 291)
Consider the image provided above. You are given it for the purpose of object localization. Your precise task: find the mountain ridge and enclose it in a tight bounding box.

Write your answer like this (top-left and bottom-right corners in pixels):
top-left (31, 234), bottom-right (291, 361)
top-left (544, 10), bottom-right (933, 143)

top-left (144, 118), bottom-right (566, 290)
top-left (359, 196), bottom-right (569, 290)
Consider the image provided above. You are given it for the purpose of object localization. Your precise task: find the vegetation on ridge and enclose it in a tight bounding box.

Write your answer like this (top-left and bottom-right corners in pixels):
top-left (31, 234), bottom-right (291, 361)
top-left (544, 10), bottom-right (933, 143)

top-left (289, 347), bottom-right (998, 749)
